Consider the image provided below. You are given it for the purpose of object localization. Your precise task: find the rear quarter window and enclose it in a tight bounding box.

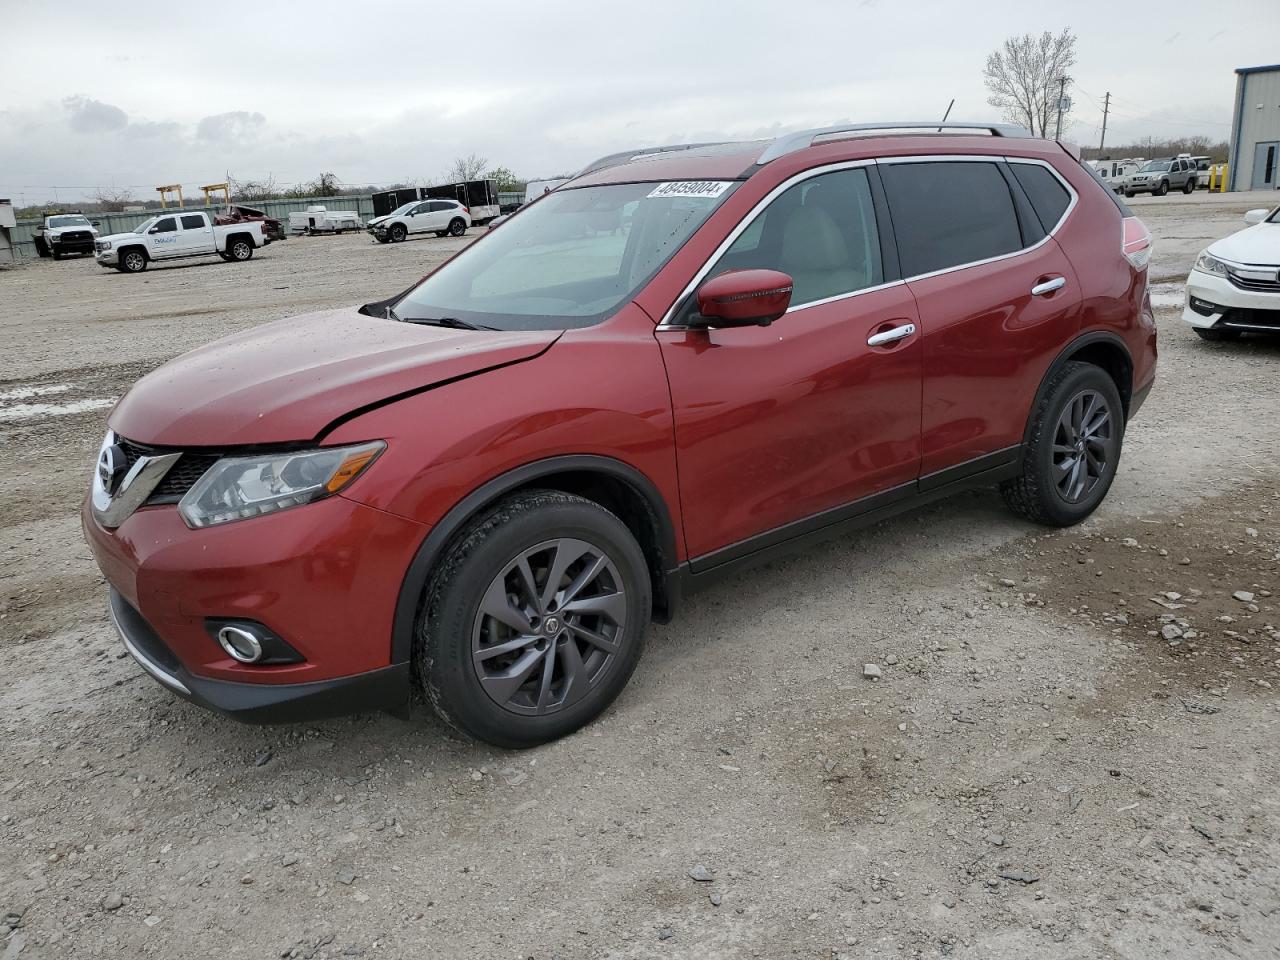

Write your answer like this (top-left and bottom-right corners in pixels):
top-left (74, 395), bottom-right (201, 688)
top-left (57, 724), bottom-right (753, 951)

top-left (1009, 162), bottom-right (1072, 232)
top-left (880, 161), bottom-right (1022, 277)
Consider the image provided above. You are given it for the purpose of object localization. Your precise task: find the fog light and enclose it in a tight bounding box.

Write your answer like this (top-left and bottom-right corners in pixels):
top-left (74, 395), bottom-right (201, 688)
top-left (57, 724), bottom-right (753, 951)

top-left (1189, 296), bottom-right (1221, 317)
top-left (217, 626), bottom-right (264, 663)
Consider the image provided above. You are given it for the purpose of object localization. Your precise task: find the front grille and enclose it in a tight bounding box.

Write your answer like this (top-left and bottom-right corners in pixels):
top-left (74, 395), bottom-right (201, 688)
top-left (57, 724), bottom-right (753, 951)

top-left (1227, 267), bottom-right (1280, 293)
top-left (1220, 308), bottom-right (1280, 331)
top-left (58, 230), bottom-right (93, 244)
top-left (117, 437), bottom-right (219, 504)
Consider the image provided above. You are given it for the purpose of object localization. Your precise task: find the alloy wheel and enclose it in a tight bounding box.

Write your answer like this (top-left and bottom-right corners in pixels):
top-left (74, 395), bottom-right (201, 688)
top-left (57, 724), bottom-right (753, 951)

top-left (1052, 389), bottom-right (1113, 504)
top-left (471, 538), bottom-right (627, 716)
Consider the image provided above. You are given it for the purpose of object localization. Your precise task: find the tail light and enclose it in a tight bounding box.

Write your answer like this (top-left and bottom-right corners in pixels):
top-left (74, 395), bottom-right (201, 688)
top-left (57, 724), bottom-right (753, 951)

top-left (1122, 217), bottom-right (1152, 270)
top-left (462, 206), bottom-right (470, 214)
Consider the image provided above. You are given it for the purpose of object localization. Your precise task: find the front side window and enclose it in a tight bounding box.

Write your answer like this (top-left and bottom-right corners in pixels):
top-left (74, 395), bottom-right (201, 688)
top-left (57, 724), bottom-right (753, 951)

top-left (399, 181), bottom-right (737, 330)
top-left (152, 217), bottom-right (177, 233)
top-left (881, 161), bottom-right (1022, 277)
top-left (705, 167), bottom-right (883, 308)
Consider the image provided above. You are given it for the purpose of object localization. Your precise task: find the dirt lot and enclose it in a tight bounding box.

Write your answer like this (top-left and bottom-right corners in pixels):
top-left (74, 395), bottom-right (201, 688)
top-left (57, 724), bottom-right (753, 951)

top-left (2, 194), bottom-right (1279, 960)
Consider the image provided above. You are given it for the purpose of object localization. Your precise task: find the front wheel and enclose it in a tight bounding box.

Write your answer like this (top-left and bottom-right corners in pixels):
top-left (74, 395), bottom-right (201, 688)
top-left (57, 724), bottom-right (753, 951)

top-left (389, 223), bottom-right (407, 243)
top-left (119, 249), bottom-right (147, 273)
top-left (1152, 180), bottom-right (1169, 197)
top-left (448, 218), bottom-right (467, 237)
top-left (416, 490), bottom-right (651, 748)
top-left (1000, 362), bottom-right (1124, 527)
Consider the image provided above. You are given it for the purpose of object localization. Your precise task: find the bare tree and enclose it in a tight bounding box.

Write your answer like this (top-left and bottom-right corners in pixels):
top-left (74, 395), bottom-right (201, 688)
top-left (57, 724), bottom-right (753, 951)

top-left (983, 29), bottom-right (1077, 137)
top-left (444, 153), bottom-right (488, 183)
top-left (92, 186), bottom-right (135, 212)
top-left (228, 174), bottom-right (280, 202)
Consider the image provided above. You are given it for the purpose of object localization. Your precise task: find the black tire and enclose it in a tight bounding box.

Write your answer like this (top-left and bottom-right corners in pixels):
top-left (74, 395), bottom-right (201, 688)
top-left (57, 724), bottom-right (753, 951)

top-left (1000, 362), bottom-right (1125, 527)
top-left (416, 490), bottom-right (651, 748)
top-left (228, 238), bottom-right (253, 261)
top-left (51, 247), bottom-right (63, 260)
top-left (1152, 180), bottom-right (1169, 197)
top-left (375, 235), bottom-right (391, 244)
top-left (1125, 190), bottom-right (1136, 198)
top-left (218, 252), bottom-right (234, 262)
top-left (448, 218), bottom-right (466, 237)
top-left (1195, 326), bottom-right (1242, 342)
top-left (119, 248), bottom-right (148, 273)
top-left (34, 237), bottom-right (50, 258)
top-left (1182, 177), bottom-right (1196, 194)
top-left (389, 223), bottom-right (407, 243)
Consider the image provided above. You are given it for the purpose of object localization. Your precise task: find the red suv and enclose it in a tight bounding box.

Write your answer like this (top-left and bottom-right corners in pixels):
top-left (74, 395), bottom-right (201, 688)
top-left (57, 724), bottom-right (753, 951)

top-left (85, 122), bottom-right (1156, 747)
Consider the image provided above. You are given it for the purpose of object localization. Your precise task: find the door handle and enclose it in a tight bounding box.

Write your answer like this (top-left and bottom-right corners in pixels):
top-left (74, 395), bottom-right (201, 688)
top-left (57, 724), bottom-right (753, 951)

top-left (867, 322), bottom-right (916, 347)
top-left (1031, 276), bottom-right (1066, 296)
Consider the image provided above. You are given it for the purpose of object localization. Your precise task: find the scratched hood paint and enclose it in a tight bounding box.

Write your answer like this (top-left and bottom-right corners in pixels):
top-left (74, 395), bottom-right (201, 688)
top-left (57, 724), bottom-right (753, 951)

top-left (110, 307), bottom-right (559, 446)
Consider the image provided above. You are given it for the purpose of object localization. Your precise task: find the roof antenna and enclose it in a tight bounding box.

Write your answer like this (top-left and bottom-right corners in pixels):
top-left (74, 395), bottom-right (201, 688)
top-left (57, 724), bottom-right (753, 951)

top-left (937, 99), bottom-right (955, 133)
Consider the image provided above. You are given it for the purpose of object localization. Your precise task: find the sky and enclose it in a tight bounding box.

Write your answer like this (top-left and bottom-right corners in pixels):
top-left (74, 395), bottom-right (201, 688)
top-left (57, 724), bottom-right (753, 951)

top-left (2, 0), bottom-right (1277, 205)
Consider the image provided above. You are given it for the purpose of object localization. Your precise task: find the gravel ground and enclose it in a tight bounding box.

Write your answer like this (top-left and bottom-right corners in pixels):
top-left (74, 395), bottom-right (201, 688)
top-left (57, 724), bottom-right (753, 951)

top-left (2, 194), bottom-right (1279, 960)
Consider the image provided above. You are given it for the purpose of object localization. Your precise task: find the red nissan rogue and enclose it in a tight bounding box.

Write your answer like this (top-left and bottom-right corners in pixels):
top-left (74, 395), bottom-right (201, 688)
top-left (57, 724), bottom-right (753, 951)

top-left (85, 122), bottom-right (1156, 747)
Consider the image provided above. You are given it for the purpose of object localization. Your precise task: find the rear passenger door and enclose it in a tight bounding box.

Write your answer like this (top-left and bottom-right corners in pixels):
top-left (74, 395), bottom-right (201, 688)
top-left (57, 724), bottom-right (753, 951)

top-left (879, 158), bottom-right (1081, 480)
top-left (178, 214), bottom-right (215, 255)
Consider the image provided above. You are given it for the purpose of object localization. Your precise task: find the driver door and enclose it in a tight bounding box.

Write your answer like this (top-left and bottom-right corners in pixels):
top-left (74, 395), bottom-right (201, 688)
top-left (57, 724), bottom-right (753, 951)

top-left (146, 216), bottom-right (179, 258)
top-left (656, 165), bottom-right (923, 565)
top-left (406, 202), bottom-right (431, 234)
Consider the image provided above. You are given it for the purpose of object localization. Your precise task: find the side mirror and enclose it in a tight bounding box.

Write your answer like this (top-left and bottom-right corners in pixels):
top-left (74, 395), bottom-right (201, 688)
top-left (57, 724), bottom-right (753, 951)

top-left (1244, 209), bottom-right (1268, 226)
top-left (91, 219), bottom-right (101, 227)
top-left (149, 227), bottom-right (160, 234)
top-left (695, 269), bottom-right (794, 328)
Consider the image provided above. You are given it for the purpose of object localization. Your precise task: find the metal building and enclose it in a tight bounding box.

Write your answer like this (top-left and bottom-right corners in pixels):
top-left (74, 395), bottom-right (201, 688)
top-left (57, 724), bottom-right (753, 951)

top-left (0, 199), bottom-right (17, 265)
top-left (1229, 64), bottom-right (1280, 192)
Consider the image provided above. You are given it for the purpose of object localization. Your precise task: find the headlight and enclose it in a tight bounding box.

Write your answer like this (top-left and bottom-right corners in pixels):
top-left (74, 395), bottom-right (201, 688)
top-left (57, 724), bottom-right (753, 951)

top-left (97, 241), bottom-right (112, 251)
top-left (177, 441), bottom-right (384, 528)
top-left (1194, 251), bottom-right (1228, 277)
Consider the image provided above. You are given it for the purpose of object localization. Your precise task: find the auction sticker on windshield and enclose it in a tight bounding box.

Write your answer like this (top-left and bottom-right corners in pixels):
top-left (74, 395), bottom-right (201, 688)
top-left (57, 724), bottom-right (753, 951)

top-left (646, 181), bottom-right (734, 199)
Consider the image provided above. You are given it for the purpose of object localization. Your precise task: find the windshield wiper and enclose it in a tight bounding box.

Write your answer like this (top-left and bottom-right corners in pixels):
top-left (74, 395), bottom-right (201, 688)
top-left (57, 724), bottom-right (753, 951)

top-left (401, 315), bottom-right (494, 331)
top-left (384, 303), bottom-right (401, 322)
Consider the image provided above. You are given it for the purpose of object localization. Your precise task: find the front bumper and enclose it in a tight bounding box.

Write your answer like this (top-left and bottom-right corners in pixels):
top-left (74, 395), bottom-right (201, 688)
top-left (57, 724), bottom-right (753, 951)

top-left (95, 247), bottom-right (119, 266)
top-left (1181, 268), bottom-right (1280, 331)
top-left (109, 589), bottom-right (410, 722)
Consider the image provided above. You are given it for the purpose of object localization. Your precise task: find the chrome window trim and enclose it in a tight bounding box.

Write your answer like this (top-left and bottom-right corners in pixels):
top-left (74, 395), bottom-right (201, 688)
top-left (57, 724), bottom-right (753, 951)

top-left (655, 154), bottom-right (1079, 330)
top-left (656, 158), bottom-right (878, 329)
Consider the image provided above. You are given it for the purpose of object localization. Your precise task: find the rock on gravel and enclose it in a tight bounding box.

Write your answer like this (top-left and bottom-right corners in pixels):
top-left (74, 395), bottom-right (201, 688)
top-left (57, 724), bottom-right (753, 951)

top-left (688, 865), bottom-right (714, 882)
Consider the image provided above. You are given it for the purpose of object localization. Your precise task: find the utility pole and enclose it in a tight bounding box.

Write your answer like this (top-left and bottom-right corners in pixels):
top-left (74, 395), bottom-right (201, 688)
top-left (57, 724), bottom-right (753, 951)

top-left (1099, 91), bottom-right (1110, 154)
top-left (1054, 76), bottom-right (1070, 140)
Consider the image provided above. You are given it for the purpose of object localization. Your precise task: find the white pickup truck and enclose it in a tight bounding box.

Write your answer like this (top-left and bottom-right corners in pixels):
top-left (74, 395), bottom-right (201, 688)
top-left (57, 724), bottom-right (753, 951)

top-left (95, 211), bottom-right (267, 273)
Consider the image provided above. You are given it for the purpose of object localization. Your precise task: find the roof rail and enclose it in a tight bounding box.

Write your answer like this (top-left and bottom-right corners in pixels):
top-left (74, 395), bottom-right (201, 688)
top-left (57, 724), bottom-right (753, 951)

top-left (756, 121), bottom-right (1033, 165)
top-left (574, 142), bottom-right (734, 179)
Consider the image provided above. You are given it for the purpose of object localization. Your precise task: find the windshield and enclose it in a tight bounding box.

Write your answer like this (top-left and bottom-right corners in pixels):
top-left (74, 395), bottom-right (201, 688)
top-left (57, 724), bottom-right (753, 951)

top-left (1140, 160), bottom-right (1171, 173)
top-left (48, 215), bottom-right (90, 228)
top-left (397, 181), bottom-right (738, 330)
top-left (388, 202), bottom-right (417, 217)
top-left (133, 218), bottom-right (157, 234)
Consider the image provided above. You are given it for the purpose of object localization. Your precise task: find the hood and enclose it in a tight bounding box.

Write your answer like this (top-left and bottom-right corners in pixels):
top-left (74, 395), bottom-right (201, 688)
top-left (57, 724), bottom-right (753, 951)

top-left (367, 215), bottom-right (390, 227)
top-left (110, 306), bottom-right (560, 446)
top-left (47, 224), bottom-right (98, 235)
top-left (98, 230), bottom-right (143, 244)
top-left (1209, 221), bottom-right (1280, 265)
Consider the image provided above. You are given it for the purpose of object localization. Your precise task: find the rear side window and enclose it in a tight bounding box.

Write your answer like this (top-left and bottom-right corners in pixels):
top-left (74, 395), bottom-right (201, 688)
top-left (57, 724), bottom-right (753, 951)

top-left (881, 162), bottom-right (1022, 277)
top-left (1009, 163), bottom-right (1072, 232)
top-left (180, 215), bottom-right (205, 229)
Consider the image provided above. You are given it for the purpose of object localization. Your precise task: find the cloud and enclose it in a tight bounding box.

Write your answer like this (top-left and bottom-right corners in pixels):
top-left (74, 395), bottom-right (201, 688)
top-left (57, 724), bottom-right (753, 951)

top-left (63, 95), bottom-right (128, 133)
top-left (196, 111), bottom-right (266, 141)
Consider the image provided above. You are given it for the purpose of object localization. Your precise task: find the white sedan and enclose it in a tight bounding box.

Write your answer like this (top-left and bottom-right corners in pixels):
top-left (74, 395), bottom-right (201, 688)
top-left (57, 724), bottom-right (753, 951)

top-left (1183, 206), bottom-right (1280, 341)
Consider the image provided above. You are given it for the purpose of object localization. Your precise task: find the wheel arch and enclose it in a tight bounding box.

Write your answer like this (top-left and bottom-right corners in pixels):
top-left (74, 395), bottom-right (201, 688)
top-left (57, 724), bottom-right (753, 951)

top-left (225, 231), bottom-right (254, 251)
top-left (391, 455), bottom-right (680, 664)
top-left (116, 243), bottom-right (149, 265)
top-left (1022, 331), bottom-right (1134, 447)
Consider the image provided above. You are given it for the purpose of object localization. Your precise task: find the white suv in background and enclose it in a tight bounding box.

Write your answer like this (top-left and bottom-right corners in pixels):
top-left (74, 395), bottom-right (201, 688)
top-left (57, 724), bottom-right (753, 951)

top-left (367, 199), bottom-right (471, 244)
top-left (1183, 206), bottom-right (1280, 341)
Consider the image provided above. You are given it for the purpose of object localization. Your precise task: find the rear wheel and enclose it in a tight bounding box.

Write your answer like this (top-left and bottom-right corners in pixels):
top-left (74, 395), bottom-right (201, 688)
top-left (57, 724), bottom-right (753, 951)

top-left (119, 249), bottom-right (147, 273)
top-left (1195, 326), bottom-right (1242, 342)
top-left (448, 217), bottom-right (466, 237)
top-left (416, 490), bottom-right (651, 748)
top-left (228, 239), bottom-right (253, 261)
top-left (1001, 362), bottom-right (1124, 527)
top-left (389, 223), bottom-right (407, 243)
top-left (1182, 177), bottom-right (1196, 194)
